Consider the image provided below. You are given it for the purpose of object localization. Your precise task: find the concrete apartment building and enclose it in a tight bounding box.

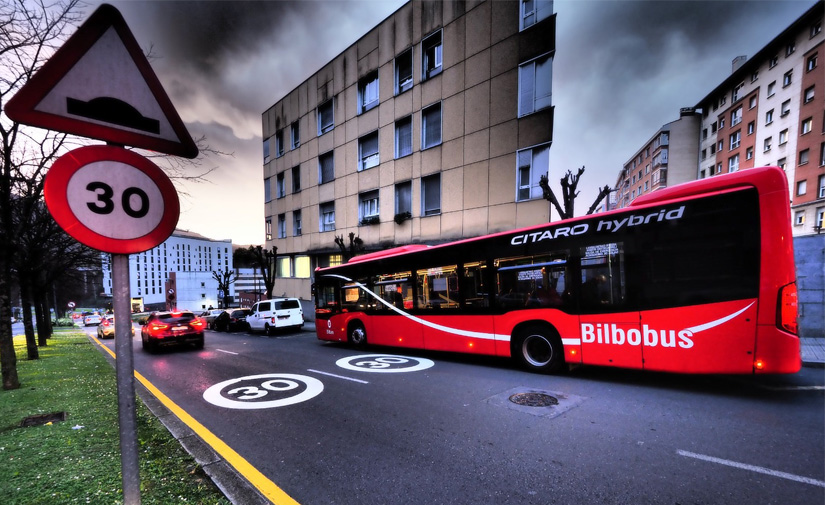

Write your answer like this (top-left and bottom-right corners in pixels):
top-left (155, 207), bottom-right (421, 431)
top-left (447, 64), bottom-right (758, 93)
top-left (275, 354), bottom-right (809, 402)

top-left (262, 0), bottom-right (555, 299)
top-left (101, 230), bottom-right (234, 312)
top-left (611, 1), bottom-right (823, 236)
top-left (614, 108), bottom-right (702, 209)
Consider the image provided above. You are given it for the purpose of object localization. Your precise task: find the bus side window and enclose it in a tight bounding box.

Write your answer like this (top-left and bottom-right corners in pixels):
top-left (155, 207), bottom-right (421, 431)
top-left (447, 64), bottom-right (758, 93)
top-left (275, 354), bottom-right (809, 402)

top-left (495, 255), bottom-right (568, 310)
top-left (579, 242), bottom-right (626, 311)
top-left (374, 272), bottom-right (413, 311)
top-left (462, 262), bottom-right (489, 308)
top-left (316, 283), bottom-right (339, 311)
top-left (341, 282), bottom-right (368, 311)
top-left (417, 265), bottom-right (460, 310)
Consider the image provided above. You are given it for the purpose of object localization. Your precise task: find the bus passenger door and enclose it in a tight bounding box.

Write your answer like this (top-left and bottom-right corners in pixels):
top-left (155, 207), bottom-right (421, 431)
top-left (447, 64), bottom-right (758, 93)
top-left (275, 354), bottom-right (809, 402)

top-left (369, 277), bottom-right (423, 348)
top-left (578, 312), bottom-right (642, 370)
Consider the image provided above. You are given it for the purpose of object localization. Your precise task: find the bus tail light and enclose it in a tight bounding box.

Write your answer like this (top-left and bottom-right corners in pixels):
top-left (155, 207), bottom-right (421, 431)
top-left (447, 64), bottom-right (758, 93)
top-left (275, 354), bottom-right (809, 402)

top-left (777, 282), bottom-right (798, 335)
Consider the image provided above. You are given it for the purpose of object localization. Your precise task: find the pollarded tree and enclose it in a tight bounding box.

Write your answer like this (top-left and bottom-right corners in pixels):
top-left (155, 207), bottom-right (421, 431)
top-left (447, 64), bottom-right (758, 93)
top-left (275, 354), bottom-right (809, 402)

top-left (539, 166), bottom-right (612, 221)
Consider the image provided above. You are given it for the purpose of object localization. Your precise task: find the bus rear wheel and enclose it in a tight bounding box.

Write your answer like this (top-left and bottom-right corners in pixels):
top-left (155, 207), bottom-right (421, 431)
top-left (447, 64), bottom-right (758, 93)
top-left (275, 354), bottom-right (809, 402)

top-left (349, 322), bottom-right (367, 347)
top-left (515, 325), bottom-right (563, 373)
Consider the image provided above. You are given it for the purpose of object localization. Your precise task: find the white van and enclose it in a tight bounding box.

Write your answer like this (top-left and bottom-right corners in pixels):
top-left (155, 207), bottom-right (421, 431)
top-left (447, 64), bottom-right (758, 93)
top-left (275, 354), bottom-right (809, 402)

top-left (247, 298), bottom-right (304, 335)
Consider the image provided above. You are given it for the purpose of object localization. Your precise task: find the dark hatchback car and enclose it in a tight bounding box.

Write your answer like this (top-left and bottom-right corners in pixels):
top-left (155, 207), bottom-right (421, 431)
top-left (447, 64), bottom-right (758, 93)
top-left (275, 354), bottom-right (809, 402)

top-left (213, 308), bottom-right (251, 332)
top-left (141, 311), bottom-right (205, 352)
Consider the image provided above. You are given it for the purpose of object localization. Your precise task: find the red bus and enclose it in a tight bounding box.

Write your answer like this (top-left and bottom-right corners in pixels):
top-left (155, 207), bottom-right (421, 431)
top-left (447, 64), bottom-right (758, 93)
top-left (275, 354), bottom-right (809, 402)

top-left (314, 166), bottom-right (800, 374)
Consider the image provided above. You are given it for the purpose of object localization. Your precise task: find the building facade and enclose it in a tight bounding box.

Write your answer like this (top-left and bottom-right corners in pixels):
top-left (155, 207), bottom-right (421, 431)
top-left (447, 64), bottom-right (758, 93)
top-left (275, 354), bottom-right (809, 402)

top-left (262, 0), bottom-right (555, 299)
top-left (612, 1), bottom-right (824, 237)
top-left (101, 230), bottom-right (234, 312)
top-left (613, 108), bottom-right (702, 209)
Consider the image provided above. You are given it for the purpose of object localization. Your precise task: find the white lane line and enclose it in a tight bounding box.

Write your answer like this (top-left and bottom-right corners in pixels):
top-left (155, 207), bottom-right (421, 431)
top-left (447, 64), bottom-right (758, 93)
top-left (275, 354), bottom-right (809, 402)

top-left (308, 369), bottom-right (369, 384)
top-left (677, 450), bottom-right (825, 487)
top-left (215, 349), bottom-right (239, 355)
top-left (760, 385), bottom-right (825, 391)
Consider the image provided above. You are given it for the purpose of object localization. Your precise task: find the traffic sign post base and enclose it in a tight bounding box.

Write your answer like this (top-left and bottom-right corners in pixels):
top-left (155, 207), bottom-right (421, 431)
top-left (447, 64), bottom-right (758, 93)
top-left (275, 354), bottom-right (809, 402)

top-left (113, 253), bottom-right (141, 504)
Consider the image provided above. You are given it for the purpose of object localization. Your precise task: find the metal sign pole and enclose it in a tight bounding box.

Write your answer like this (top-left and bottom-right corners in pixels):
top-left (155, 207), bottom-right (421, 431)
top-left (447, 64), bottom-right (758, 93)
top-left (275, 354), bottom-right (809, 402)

top-left (113, 253), bottom-right (141, 504)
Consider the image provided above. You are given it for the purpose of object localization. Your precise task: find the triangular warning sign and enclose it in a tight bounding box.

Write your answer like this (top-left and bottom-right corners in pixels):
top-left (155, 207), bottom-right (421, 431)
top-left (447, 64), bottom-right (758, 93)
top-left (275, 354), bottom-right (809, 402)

top-left (5, 4), bottom-right (198, 158)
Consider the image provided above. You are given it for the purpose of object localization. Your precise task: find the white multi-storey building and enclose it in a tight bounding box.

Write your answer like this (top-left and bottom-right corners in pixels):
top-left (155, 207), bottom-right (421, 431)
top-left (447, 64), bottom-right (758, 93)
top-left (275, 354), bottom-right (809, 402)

top-left (101, 230), bottom-right (234, 312)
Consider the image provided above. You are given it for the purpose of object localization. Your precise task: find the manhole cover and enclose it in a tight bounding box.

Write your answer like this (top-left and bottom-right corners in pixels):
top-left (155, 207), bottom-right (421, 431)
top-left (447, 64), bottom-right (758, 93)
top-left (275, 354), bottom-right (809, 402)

top-left (509, 392), bottom-right (558, 407)
top-left (20, 412), bottom-right (66, 427)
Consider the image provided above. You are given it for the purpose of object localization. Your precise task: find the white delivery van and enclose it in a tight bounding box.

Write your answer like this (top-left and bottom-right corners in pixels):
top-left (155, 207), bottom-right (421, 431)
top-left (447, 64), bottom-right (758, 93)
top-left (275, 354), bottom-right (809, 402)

top-left (247, 298), bottom-right (304, 335)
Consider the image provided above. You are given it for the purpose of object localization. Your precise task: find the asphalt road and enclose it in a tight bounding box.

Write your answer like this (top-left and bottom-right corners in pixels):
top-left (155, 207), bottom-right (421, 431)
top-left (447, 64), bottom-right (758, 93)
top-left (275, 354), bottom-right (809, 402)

top-left (86, 323), bottom-right (824, 505)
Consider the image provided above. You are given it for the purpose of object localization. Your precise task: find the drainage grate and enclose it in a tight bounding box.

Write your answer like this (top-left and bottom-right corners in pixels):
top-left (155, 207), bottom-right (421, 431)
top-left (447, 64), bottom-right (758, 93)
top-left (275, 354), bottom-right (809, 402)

top-left (509, 392), bottom-right (559, 407)
top-left (20, 412), bottom-right (66, 427)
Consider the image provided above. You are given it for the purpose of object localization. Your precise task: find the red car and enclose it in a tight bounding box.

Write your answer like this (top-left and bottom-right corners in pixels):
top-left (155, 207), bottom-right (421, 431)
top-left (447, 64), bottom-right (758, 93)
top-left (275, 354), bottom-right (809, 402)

top-left (140, 311), bottom-right (205, 352)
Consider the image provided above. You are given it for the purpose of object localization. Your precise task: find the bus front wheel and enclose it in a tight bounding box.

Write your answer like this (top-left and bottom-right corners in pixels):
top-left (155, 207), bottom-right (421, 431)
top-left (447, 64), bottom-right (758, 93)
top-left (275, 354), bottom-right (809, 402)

top-left (349, 322), bottom-right (367, 347)
top-left (514, 325), bottom-right (564, 373)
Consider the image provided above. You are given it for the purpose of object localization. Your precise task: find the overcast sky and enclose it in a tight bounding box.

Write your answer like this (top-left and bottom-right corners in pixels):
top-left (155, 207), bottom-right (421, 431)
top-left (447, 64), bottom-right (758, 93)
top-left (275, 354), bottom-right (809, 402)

top-left (85, 0), bottom-right (815, 245)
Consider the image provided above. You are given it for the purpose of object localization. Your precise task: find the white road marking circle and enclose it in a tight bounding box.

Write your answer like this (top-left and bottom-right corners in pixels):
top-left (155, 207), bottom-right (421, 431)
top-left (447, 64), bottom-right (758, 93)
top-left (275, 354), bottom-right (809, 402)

top-left (203, 373), bottom-right (323, 409)
top-left (336, 354), bottom-right (434, 373)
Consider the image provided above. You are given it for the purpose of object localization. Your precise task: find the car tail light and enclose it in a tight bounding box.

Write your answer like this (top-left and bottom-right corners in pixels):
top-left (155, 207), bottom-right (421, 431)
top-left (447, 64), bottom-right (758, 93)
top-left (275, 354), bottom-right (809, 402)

top-left (777, 282), bottom-right (798, 335)
top-left (190, 318), bottom-right (205, 329)
top-left (148, 323), bottom-right (169, 336)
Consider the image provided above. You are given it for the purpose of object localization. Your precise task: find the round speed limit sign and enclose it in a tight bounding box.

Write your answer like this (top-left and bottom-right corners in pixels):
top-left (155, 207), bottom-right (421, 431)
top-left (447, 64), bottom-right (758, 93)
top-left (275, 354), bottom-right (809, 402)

top-left (44, 145), bottom-right (179, 254)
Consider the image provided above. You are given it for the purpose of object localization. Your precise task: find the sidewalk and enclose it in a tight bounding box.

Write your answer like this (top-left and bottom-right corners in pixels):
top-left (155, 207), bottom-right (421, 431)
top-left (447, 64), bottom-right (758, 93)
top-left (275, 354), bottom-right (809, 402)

top-left (801, 337), bottom-right (825, 368)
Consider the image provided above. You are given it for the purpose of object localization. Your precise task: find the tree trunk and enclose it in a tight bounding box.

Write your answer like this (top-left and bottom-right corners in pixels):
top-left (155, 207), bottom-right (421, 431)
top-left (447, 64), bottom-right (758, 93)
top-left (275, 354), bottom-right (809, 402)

top-left (0, 257), bottom-right (19, 389)
top-left (20, 281), bottom-right (38, 360)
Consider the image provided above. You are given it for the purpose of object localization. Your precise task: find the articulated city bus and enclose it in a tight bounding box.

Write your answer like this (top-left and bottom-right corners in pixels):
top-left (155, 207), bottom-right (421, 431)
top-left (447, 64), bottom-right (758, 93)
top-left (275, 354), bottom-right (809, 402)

top-left (314, 166), bottom-right (800, 374)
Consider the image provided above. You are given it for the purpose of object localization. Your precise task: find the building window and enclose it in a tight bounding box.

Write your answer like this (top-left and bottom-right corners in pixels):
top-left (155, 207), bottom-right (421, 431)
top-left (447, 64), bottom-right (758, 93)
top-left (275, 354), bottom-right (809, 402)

top-left (816, 207), bottom-right (824, 231)
top-left (797, 180), bottom-right (808, 196)
top-left (783, 70), bottom-right (793, 87)
top-left (778, 157), bottom-right (787, 171)
top-left (276, 257), bottom-right (291, 278)
top-left (291, 121), bottom-right (300, 149)
top-left (264, 177), bottom-right (272, 202)
top-left (812, 21), bottom-right (822, 38)
top-left (807, 53), bottom-right (818, 72)
top-left (802, 117), bottom-right (813, 135)
top-left (421, 174), bottom-right (441, 216)
top-left (799, 149), bottom-right (810, 166)
top-left (422, 102), bottom-right (442, 150)
top-left (518, 53), bottom-right (552, 117)
top-left (319, 151), bottom-right (334, 184)
top-left (767, 81), bottom-right (776, 97)
top-left (358, 131), bottom-right (379, 171)
top-left (769, 56), bottom-right (778, 68)
top-left (520, 0), bottom-right (553, 30)
top-left (293, 210), bottom-right (302, 236)
top-left (395, 115), bottom-right (413, 158)
top-left (421, 30), bottom-right (442, 81)
top-left (781, 99), bottom-right (791, 116)
top-left (764, 137), bottom-right (772, 152)
top-left (318, 99), bottom-right (334, 135)
top-left (821, 144), bottom-right (825, 167)
top-left (516, 143), bottom-right (549, 201)
top-left (319, 202), bottom-right (335, 232)
top-left (746, 146), bottom-right (754, 160)
top-left (751, 70), bottom-right (759, 82)
top-left (729, 131), bottom-right (740, 150)
top-left (276, 129), bottom-right (284, 157)
top-left (766, 109), bottom-right (774, 124)
top-left (292, 166), bottom-right (301, 193)
top-left (819, 175), bottom-right (825, 198)
top-left (295, 256), bottom-right (311, 278)
top-left (731, 106), bottom-right (742, 126)
top-left (276, 172), bottom-right (285, 198)
top-left (265, 218), bottom-right (272, 240)
top-left (804, 86), bottom-right (815, 103)
top-left (728, 154), bottom-right (739, 173)
top-left (794, 211), bottom-right (805, 226)
top-left (395, 181), bottom-right (412, 216)
top-left (786, 41), bottom-right (796, 56)
top-left (779, 129), bottom-right (788, 145)
top-left (358, 71), bottom-right (379, 114)
top-left (732, 83), bottom-right (744, 102)
top-left (749, 95), bottom-right (757, 109)
top-left (747, 121), bottom-right (755, 135)
top-left (263, 138), bottom-right (270, 163)
top-left (277, 214), bottom-right (286, 238)
top-left (395, 48), bottom-right (413, 95)
top-left (359, 190), bottom-right (379, 224)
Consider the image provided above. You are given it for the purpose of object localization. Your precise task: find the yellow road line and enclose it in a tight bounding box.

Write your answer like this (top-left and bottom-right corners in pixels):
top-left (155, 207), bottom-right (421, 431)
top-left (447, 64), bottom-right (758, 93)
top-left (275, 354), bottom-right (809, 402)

top-left (93, 336), bottom-right (300, 505)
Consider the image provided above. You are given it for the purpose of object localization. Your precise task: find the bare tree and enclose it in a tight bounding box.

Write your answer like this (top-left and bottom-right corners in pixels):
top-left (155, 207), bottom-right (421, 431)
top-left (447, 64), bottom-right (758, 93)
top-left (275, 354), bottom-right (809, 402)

top-left (539, 166), bottom-right (612, 221)
top-left (211, 267), bottom-right (236, 309)
top-left (251, 246), bottom-right (277, 300)
top-left (334, 232), bottom-right (364, 262)
top-left (0, 0), bottom-right (83, 390)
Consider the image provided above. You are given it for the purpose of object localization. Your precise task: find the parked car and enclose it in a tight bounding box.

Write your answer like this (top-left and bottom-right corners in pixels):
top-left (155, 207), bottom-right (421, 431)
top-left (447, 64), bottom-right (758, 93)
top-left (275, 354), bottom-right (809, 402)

top-left (212, 308), bottom-right (251, 332)
top-left (97, 315), bottom-right (135, 339)
top-left (247, 298), bottom-right (304, 335)
top-left (140, 311), bottom-right (205, 352)
top-left (200, 309), bottom-right (224, 329)
top-left (83, 313), bottom-right (102, 326)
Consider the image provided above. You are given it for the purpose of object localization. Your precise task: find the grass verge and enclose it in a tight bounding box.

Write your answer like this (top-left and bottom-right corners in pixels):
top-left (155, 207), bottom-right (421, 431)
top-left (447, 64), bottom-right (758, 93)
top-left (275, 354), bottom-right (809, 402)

top-left (0, 332), bottom-right (231, 505)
